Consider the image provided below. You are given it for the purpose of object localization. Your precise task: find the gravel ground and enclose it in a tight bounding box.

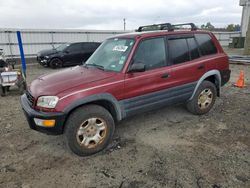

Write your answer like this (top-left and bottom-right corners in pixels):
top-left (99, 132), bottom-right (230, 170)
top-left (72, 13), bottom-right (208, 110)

top-left (0, 62), bottom-right (250, 188)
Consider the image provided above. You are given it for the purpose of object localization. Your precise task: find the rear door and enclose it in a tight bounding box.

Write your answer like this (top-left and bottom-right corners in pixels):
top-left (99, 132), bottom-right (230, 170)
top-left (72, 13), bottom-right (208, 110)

top-left (167, 35), bottom-right (206, 90)
top-left (81, 43), bottom-right (95, 63)
top-left (63, 43), bottom-right (83, 65)
top-left (194, 33), bottom-right (219, 71)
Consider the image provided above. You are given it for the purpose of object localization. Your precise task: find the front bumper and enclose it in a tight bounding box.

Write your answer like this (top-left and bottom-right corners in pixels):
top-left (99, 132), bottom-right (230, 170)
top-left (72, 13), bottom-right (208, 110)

top-left (37, 56), bottom-right (49, 66)
top-left (21, 94), bottom-right (66, 135)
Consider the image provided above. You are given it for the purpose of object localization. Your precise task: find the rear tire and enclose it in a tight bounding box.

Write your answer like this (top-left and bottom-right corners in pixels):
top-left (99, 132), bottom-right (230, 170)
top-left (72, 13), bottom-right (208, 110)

top-left (64, 105), bottom-right (115, 156)
top-left (186, 81), bottom-right (217, 115)
top-left (49, 58), bottom-right (63, 69)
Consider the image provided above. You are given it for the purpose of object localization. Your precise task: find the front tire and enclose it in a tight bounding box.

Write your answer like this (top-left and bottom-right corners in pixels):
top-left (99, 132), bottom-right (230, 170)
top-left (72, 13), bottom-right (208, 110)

top-left (49, 58), bottom-right (63, 69)
top-left (64, 105), bottom-right (115, 156)
top-left (186, 81), bottom-right (217, 115)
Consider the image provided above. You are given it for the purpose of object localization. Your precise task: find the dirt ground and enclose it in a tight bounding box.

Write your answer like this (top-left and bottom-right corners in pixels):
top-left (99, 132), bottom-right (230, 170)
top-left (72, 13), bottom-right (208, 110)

top-left (0, 61), bottom-right (250, 188)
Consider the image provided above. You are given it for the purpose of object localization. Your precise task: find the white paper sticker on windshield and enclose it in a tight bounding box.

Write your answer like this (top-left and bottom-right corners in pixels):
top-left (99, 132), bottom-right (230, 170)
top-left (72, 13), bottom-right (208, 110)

top-left (119, 60), bottom-right (124, 65)
top-left (119, 56), bottom-right (126, 64)
top-left (112, 45), bottom-right (128, 52)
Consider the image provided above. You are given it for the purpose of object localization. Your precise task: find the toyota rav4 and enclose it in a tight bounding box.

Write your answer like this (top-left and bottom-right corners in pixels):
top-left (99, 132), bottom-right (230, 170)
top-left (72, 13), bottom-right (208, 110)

top-left (21, 23), bottom-right (231, 156)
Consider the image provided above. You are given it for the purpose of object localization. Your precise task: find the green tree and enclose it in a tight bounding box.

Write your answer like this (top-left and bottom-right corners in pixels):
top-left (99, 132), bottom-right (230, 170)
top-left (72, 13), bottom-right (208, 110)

top-left (201, 24), bottom-right (206, 29)
top-left (226, 24), bottom-right (240, 31)
top-left (200, 22), bottom-right (215, 31)
top-left (226, 24), bottom-right (235, 31)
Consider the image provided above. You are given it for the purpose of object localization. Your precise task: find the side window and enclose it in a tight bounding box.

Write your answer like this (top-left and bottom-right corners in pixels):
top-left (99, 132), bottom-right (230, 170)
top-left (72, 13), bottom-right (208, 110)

top-left (133, 37), bottom-right (166, 71)
top-left (93, 43), bottom-right (101, 50)
top-left (67, 43), bottom-right (82, 52)
top-left (96, 43), bottom-right (101, 48)
top-left (195, 34), bottom-right (217, 56)
top-left (90, 43), bottom-right (100, 51)
top-left (168, 38), bottom-right (189, 65)
top-left (187, 37), bottom-right (200, 60)
top-left (81, 43), bottom-right (91, 52)
top-left (82, 43), bottom-right (99, 52)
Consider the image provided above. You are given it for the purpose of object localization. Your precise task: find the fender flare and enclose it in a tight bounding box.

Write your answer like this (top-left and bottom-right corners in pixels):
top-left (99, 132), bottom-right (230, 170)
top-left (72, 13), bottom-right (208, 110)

top-left (189, 70), bottom-right (221, 100)
top-left (63, 93), bottom-right (123, 121)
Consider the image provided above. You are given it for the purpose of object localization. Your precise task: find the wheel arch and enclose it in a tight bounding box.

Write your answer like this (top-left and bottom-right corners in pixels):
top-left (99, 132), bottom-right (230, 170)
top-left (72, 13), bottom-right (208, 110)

top-left (62, 93), bottom-right (123, 130)
top-left (190, 70), bottom-right (221, 100)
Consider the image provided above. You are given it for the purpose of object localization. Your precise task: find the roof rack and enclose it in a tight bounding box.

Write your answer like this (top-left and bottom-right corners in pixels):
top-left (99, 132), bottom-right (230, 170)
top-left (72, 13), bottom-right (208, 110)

top-left (172, 23), bottom-right (198, 31)
top-left (137, 23), bottom-right (173, 32)
top-left (136, 23), bottom-right (197, 32)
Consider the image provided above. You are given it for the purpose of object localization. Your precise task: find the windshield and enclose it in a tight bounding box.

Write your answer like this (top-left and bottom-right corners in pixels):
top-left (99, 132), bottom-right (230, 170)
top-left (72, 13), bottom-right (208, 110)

top-left (85, 38), bottom-right (135, 72)
top-left (56, 43), bottom-right (70, 51)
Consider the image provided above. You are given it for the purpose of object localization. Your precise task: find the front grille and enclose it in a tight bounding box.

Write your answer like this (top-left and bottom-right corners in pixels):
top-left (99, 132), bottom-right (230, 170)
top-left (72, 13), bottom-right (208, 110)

top-left (26, 90), bottom-right (35, 106)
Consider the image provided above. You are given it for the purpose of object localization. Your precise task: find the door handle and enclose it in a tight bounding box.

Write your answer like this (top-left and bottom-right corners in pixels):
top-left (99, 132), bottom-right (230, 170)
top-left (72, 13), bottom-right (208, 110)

top-left (197, 64), bottom-right (205, 70)
top-left (161, 73), bottom-right (170, 79)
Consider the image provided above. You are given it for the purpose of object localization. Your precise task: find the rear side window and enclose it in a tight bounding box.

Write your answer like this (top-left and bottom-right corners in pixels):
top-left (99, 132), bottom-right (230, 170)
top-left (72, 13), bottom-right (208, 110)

top-left (67, 43), bottom-right (82, 52)
top-left (83, 43), bottom-right (100, 51)
top-left (133, 37), bottom-right (166, 70)
top-left (195, 34), bottom-right (217, 56)
top-left (93, 43), bottom-right (101, 49)
top-left (168, 38), bottom-right (189, 65)
top-left (187, 37), bottom-right (200, 60)
top-left (91, 43), bottom-right (100, 51)
top-left (82, 43), bottom-right (92, 52)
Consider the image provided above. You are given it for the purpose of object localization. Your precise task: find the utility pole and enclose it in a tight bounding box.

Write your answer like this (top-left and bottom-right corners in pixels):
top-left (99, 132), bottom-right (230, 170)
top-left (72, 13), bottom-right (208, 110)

top-left (240, 0), bottom-right (250, 37)
top-left (241, 0), bottom-right (250, 54)
top-left (123, 18), bottom-right (126, 31)
top-left (244, 17), bottom-right (250, 54)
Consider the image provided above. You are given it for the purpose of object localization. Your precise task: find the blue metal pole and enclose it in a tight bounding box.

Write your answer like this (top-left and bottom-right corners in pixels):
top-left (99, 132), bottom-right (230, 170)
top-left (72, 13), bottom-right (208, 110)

top-left (16, 31), bottom-right (26, 77)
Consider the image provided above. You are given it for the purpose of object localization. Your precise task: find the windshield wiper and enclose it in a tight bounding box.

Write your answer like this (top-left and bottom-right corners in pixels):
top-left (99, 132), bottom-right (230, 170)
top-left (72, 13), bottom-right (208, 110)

top-left (85, 63), bottom-right (105, 70)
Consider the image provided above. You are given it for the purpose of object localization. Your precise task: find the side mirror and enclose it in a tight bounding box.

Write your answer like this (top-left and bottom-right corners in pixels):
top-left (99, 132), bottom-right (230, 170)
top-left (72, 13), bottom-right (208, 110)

top-left (128, 62), bottom-right (145, 73)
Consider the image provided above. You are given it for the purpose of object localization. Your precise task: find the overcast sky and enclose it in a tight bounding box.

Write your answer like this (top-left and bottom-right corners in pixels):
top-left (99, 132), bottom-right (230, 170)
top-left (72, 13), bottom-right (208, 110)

top-left (0, 0), bottom-right (242, 30)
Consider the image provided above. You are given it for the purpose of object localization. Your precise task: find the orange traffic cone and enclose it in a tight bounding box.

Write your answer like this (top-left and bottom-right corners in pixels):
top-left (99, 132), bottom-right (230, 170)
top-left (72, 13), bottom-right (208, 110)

top-left (234, 71), bottom-right (246, 88)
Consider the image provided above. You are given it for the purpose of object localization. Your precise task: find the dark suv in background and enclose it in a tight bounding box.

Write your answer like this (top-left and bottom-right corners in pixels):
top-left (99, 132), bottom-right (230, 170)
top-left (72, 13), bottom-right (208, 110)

top-left (37, 42), bottom-right (101, 68)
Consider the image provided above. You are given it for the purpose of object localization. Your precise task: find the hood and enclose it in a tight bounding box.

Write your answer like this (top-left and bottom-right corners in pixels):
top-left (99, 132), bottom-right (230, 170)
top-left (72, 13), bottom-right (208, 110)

top-left (37, 49), bottom-right (58, 56)
top-left (30, 66), bottom-right (116, 97)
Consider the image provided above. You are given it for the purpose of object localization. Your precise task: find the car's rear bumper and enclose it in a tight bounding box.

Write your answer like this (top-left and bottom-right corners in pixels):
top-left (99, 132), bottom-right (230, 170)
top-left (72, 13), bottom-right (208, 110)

top-left (21, 94), bottom-right (66, 135)
top-left (220, 69), bottom-right (231, 86)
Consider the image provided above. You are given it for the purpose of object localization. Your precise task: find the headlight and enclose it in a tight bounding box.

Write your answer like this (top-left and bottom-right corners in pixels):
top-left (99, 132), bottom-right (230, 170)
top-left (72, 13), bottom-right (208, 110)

top-left (44, 56), bottom-right (50, 59)
top-left (36, 96), bottom-right (59, 108)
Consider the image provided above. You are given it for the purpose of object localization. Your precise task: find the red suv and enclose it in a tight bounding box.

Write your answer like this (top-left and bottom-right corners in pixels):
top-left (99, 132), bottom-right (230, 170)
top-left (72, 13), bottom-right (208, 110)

top-left (21, 23), bottom-right (230, 156)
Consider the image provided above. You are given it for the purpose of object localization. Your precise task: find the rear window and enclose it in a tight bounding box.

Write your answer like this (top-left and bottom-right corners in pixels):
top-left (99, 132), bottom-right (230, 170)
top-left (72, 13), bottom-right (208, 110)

top-left (168, 38), bottom-right (190, 65)
top-left (187, 37), bottom-right (200, 60)
top-left (195, 34), bottom-right (217, 56)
